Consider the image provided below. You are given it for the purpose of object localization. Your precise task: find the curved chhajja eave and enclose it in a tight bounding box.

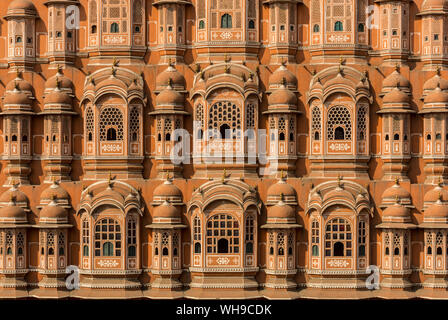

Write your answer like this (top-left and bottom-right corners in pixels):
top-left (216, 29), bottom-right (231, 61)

top-left (77, 181), bottom-right (144, 217)
top-left (307, 65), bottom-right (373, 104)
top-left (190, 63), bottom-right (261, 101)
top-left (187, 180), bottom-right (262, 215)
top-left (305, 179), bottom-right (373, 217)
top-left (80, 67), bottom-right (146, 107)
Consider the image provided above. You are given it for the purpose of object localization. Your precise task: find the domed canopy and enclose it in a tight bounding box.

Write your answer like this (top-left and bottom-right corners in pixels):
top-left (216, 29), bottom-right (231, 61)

top-left (43, 88), bottom-right (73, 111)
top-left (152, 178), bottom-right (183, 205)
top-left (423, 71), bottom-right (448, 93)
top-left (156, 64), bottom-right (185, 92)
top-left (377, 201), bottom-right (415, 229)
top-left (383, 87), bottom-right (409, 104)
top-left (383, 202), bottom-right (410, 218)
top-left (154, 200), bottom-right (179, 219)
top-left (39, 181), bottom-right (70, 208)
top-left (380, 180), bottom-right (412, 208)
top-left (45, 68), bottom-right (73, 93)
top-left (267, 84), bottom-right (297, 111)
top-left (2, 76), bottom-right (34, 114)
top-left (155, 85), bottom-right (184, 110)
top-left (39, 200), bottom-right (68, 224)
top-left (6, 73), bottom-right (33, 94)
top-left (266, 178), bottom-right (297, 205)
top-left (147, 200), bottom-right (186, 228)
top-left (424, 85), bottom-right (448, 104)
top-left (425, 199), bottom-right (448, 218)
top-left (5, 0), bottom-right (37, 18)
top-left (268, 200), bottom-right (295, 219)
top-left (382, 68), bottom-right (411, 94)
top-left (269, 64), bottom-right (297, 90)
top-left (421, 0), bottom-right (448, 13)
top-left (0, 185), bottom-right (29, 207)
top-left (0, 205), bottom-right (27, 224)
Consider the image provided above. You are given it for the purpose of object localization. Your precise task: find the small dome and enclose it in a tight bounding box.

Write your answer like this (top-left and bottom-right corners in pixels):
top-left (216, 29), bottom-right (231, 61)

top-left (7, 0), bottom-right (36, 11)
top-left (0, 205), bottom-right (26, 221)
top-left (268, 201), bottom-right (295, 219)
top-left (269, 64), bottom-right (297, 89)
top-left (423, 73), bottom-right (448, 92)
top-left (383, 202), bottom-right (410, 218)
top-left (40, 182), bottom-right (69, 202)
top-left (382, 181), bottom-right (411, 201)
top-left (425, 199), bottom-right (448, 218)
top-left (45, 71), bottom-right (73, 91)
top-left (382, 69), bottom-right (411, 89)
top-left (156, 65), bottom-right (185, 91)
top-left (155, 86), bottom-right (184, 108)
top-left (153, 179), bottom-right (183, 198)
top-left (6, 76), bottom-right (33, 94)
top-left (424, 86), bottom-right (448, 104)
top-left (3, 90), bottom-right (32, 107)
top-left (40, 201), bottom-right (67, 220)
top-left (44, 89), bottom-right (72, 106)
top-left (267, 180), bottom-right (296, 198)
top-left (422, 0), bottom-right (448, 11)
top-left (0, 186), bottom-right (28, 204)
top-left (153, 201), bottom-right (179, 219)
top-left (383, 87), bottom-right (409, 104)
top-left (268, 85), bottom-right (297, 106)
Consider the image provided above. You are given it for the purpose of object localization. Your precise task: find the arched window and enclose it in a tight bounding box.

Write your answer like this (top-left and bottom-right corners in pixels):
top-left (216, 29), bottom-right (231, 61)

top-left (334, 127), bottom-right (345, 140)
top-left (333, 242), bottom-right (344, 256)
top-left (358, 220), bottom-right (366, 257)
top-left (99, 107), bottom-right (124, 141)
top-left (311, 219), bottom-right (319, 256)
top-left (385, 134), bottom-right (389, 141)
top-left (325, 218), bottom-right (352, 257)
top-left (312, 106), bottom-right (322, 141)
top-left (107, 128), bottom-right (117, 141)
top-left (358, 23), bottom-right (365, 32)
top-left (334, 21), bottom-right (343, 31)
top-left (327, 106), bottom-right (352, 140)
top-left (82, 218), bottom-right (90, 256)
top-left (385, 247), bottom-right (390, 255)
top-left (91, 25), bottom-right (97, 33)
top-left (86, 107), bottom-right (94, 142)
top-left (111, 22), bottom-right (120, 33)
top-left (427, 134), bottom-right (432, 140)
top-left (313, 24), bottom-right (320, 32)
top-left (16, 36), bottom-right (22, 43)
top-left (12, 135), bottom-right (17, 142)
top-left (279, 132), bottom-right (286, 141)
top-left (248, 20), bottom-right (255, 29)
top-left (277, 232), bottom-right (285, 255)
top-left (94, 218), bottom-right (121, 257)
top-left (220, 123), bottom-right (231, 139)
top-left (394, 133), bottom-right (400, 141)
top-left (394, 247), bottom-right (400, 255)
top-left (129, 107), bottom-right (140, 143)
top-left (193, 216), bottom-right (202, 254)
top-left (206, 214), bottom-right (239, 254)
top-left (217, 238), bottom-right (229, 253)
top-left (245, 215), bottom-right (255, 254)
top-left (127, 218), bottom-right (137, 257)
top-left (103, 242), bottom-right (114, 256)
top-left (199, 20), bottom-right (205, 29)
top-left (221, 14), bottom-right (232, 28)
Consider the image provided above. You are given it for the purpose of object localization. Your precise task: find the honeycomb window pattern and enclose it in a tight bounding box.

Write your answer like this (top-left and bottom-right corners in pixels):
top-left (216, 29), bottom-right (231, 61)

top-left (129, 107), bottom-right (139, 141)
top-left (208, 101), bottom-right (241, 138)
top-left (357, 105), bottom-right (367, 140)
top-left (326, 105), bottom-right (352, 140)
top-left (99, 106), bottom-right (124, 141)
top-left (312, 106), bottom-right (322, 140)
top-left (246, 103), bottom-right (255, 129)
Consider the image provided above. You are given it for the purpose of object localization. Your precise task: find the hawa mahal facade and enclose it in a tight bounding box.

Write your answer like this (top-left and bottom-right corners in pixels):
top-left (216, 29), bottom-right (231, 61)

top-left (0, 0), bottom-right (448, 299)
